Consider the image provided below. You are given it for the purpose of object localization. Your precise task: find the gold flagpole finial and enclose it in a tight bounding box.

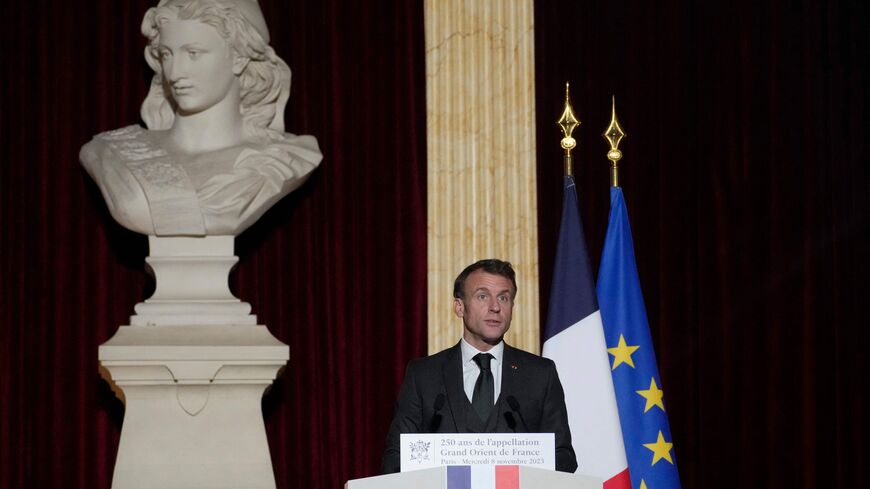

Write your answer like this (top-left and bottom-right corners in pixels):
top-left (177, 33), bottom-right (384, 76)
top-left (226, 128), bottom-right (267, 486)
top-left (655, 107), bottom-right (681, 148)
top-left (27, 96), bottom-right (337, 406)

top-left (557, 82), bottom-right (580, 176)
top-left (603, 95), bottom-right (626, 187)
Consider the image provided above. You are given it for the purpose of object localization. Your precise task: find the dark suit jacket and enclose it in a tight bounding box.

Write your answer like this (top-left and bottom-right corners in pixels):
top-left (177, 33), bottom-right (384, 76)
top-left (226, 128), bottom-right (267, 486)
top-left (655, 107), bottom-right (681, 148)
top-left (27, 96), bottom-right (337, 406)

top-left (382, 342), bottom-right (578, 473)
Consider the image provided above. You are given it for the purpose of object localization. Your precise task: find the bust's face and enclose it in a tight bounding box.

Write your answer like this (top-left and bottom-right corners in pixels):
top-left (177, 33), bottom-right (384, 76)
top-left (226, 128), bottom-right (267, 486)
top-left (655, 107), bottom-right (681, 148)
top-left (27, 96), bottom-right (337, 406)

top-left (156, 19), bottom-right (239, 116)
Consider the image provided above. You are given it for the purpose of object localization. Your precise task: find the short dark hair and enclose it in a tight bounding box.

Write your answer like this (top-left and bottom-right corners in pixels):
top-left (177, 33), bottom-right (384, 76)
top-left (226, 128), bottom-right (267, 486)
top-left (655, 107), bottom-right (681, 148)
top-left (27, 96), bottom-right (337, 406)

top-left (453, 259), bottom-right (517, 299)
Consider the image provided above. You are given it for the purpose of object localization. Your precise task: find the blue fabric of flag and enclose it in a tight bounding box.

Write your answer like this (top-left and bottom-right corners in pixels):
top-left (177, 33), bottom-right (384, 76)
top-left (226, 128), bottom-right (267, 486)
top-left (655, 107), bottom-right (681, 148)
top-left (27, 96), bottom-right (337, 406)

top-left (543, 176), bottom-right (598, 341)
top-left (597, 187), bottom-right (682, 489)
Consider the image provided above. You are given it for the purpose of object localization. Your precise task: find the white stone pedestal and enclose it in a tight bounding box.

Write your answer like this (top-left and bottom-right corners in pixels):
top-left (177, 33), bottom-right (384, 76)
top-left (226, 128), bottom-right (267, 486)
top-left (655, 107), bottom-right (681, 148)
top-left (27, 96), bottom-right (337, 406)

top-left (132, 236), bottom-right (256, 326)
top-left (99, 236), bottom-right (288, 489)
top-left (100, 325), bottom-right (288, 489)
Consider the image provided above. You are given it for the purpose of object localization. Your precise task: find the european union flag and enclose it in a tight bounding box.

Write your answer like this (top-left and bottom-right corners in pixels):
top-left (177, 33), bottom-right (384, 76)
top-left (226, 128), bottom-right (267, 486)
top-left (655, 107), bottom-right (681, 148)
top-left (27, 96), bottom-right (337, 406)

top-left (597, 187), bottom-right (682, 489)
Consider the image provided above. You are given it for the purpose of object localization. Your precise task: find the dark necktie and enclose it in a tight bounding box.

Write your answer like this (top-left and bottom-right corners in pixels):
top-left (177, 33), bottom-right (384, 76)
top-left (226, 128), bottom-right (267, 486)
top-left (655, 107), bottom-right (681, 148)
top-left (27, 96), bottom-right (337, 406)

top-left (472, 353), bottom-right (495, 421)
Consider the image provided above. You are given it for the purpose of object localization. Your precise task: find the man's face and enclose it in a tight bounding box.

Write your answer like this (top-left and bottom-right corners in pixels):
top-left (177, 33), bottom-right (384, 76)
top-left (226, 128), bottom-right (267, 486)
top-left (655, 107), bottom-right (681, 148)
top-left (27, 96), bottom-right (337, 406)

top-left (454, 270), bottom-right (515, 351)
top-left (157, 19), bottom-right (241, 116)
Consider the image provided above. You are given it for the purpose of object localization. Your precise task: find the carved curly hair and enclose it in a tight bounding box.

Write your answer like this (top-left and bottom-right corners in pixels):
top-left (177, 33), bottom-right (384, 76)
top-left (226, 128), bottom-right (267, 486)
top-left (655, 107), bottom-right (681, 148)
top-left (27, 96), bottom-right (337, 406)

top-left (140, 0), bottom-right (291, 141)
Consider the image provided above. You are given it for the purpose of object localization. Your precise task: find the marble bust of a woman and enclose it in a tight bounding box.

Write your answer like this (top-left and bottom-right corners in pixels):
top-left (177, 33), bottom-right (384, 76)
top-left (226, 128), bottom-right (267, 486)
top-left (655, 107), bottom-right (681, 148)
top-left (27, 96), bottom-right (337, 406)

top-left (81, 0), bottom-right (322, 236)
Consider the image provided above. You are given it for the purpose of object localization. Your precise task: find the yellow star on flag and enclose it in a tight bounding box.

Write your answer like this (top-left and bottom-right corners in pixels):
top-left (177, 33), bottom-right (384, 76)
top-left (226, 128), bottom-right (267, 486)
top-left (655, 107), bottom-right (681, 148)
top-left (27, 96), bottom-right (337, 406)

top-left (639, 481), bottom-right (648, 489)
top-left (637, 377), bottom-right (666, 413)
top-left (643, 430), bottom-right (674, 466)
top-left (607, 334), bottom-right (640, 370)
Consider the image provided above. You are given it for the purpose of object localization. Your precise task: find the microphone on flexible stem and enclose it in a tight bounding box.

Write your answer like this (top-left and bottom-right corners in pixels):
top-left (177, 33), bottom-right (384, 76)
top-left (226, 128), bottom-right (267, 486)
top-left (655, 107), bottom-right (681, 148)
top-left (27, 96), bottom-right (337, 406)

top-left (507, 396), bottom-right (528, 432)
top-left (429, 393), bottom-right (446, 432)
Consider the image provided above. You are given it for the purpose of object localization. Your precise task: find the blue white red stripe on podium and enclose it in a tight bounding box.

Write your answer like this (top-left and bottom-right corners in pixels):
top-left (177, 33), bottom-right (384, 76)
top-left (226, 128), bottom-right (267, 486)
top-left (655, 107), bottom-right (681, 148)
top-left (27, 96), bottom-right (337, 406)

top-left (446, 465), bottom-right (519, 489)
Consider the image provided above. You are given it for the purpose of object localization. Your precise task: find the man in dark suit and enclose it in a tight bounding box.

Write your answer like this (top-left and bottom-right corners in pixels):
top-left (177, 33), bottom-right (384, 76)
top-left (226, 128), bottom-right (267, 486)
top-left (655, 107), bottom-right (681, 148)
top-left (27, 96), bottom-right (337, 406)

top-left (382, 259), bottom-right (578, 473)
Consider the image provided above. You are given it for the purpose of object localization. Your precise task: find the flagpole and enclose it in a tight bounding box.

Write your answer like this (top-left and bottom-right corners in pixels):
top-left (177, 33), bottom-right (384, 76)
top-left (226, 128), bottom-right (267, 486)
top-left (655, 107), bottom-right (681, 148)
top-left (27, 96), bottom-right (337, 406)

top-left (557, 82), bottom-right (580, 176)
top-left (603, 96), bottom-right (626, 187)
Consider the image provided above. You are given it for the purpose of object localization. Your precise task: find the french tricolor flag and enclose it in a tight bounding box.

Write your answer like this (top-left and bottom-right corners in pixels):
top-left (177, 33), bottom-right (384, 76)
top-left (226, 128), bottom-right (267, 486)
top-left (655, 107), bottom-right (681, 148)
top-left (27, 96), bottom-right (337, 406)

top-left (542, 176), bottom-right (631, 489)
top-left (446, 465), bottom-right (520, 489)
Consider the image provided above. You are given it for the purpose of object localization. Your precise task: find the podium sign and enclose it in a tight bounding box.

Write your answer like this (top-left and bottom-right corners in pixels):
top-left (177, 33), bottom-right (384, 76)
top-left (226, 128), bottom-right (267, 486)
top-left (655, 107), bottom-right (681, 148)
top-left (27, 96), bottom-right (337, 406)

top-left (400, 433), bottom-right (555, 472)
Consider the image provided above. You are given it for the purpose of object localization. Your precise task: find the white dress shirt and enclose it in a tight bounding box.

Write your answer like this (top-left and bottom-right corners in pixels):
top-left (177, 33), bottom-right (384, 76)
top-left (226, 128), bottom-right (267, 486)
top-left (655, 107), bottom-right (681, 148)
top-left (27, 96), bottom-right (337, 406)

top-left (460, 338), bottom-right (504, 403)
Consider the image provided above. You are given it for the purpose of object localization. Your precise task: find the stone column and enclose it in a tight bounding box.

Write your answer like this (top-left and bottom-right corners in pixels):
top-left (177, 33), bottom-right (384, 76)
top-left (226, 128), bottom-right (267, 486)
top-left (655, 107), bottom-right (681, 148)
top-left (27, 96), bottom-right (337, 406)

top-left (425, 0), bottom-right (540, 353)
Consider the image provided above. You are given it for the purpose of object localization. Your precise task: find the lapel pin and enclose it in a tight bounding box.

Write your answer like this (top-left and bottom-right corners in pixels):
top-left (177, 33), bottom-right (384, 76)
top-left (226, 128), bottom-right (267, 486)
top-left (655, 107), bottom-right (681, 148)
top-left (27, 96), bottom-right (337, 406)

top-left (511, 364), bottom-right (518, 370)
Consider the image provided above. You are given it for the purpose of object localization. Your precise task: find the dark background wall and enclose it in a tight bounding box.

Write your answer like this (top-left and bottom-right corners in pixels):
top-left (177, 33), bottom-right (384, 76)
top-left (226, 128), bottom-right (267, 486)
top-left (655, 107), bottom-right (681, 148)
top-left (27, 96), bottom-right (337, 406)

top-left (1, 1), bottom-right (867, 488)
top-left (535, 1), bottom-right (868, 488)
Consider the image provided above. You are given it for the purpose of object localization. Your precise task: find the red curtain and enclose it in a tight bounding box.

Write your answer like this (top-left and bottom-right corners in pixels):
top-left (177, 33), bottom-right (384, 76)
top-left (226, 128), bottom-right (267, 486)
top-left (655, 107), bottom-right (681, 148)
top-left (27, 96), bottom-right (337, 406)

top-left (535, 1), bottom-right (867, 488)
top-left (0, 1), bottom-right (427, 488)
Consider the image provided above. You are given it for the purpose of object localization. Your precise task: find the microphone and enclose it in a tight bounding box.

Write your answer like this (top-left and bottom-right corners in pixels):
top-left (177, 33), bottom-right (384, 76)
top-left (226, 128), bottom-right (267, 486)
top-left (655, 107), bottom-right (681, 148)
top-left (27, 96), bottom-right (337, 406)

top-left (506, 396), bottom-right (528, 431)
top-left (503, 411), bottom-right (518, 431)
top-left (429, 393), bottom-right (446, 432)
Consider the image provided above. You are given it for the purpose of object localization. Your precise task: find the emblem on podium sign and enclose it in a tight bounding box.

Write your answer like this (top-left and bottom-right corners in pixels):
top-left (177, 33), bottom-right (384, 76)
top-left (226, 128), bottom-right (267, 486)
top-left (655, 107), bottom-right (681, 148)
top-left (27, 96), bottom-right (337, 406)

top-left (409, 440), bottom-right (433, 464)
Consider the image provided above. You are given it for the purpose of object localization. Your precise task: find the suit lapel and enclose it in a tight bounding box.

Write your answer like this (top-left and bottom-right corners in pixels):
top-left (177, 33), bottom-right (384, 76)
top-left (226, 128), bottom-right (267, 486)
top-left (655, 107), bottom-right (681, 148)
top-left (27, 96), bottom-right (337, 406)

top-left (442, 342), bottom-right (470, 432)
top-left (500, 343), bottom-right (520, 404)
top-left (484, 343), bottom-right (514, 432)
